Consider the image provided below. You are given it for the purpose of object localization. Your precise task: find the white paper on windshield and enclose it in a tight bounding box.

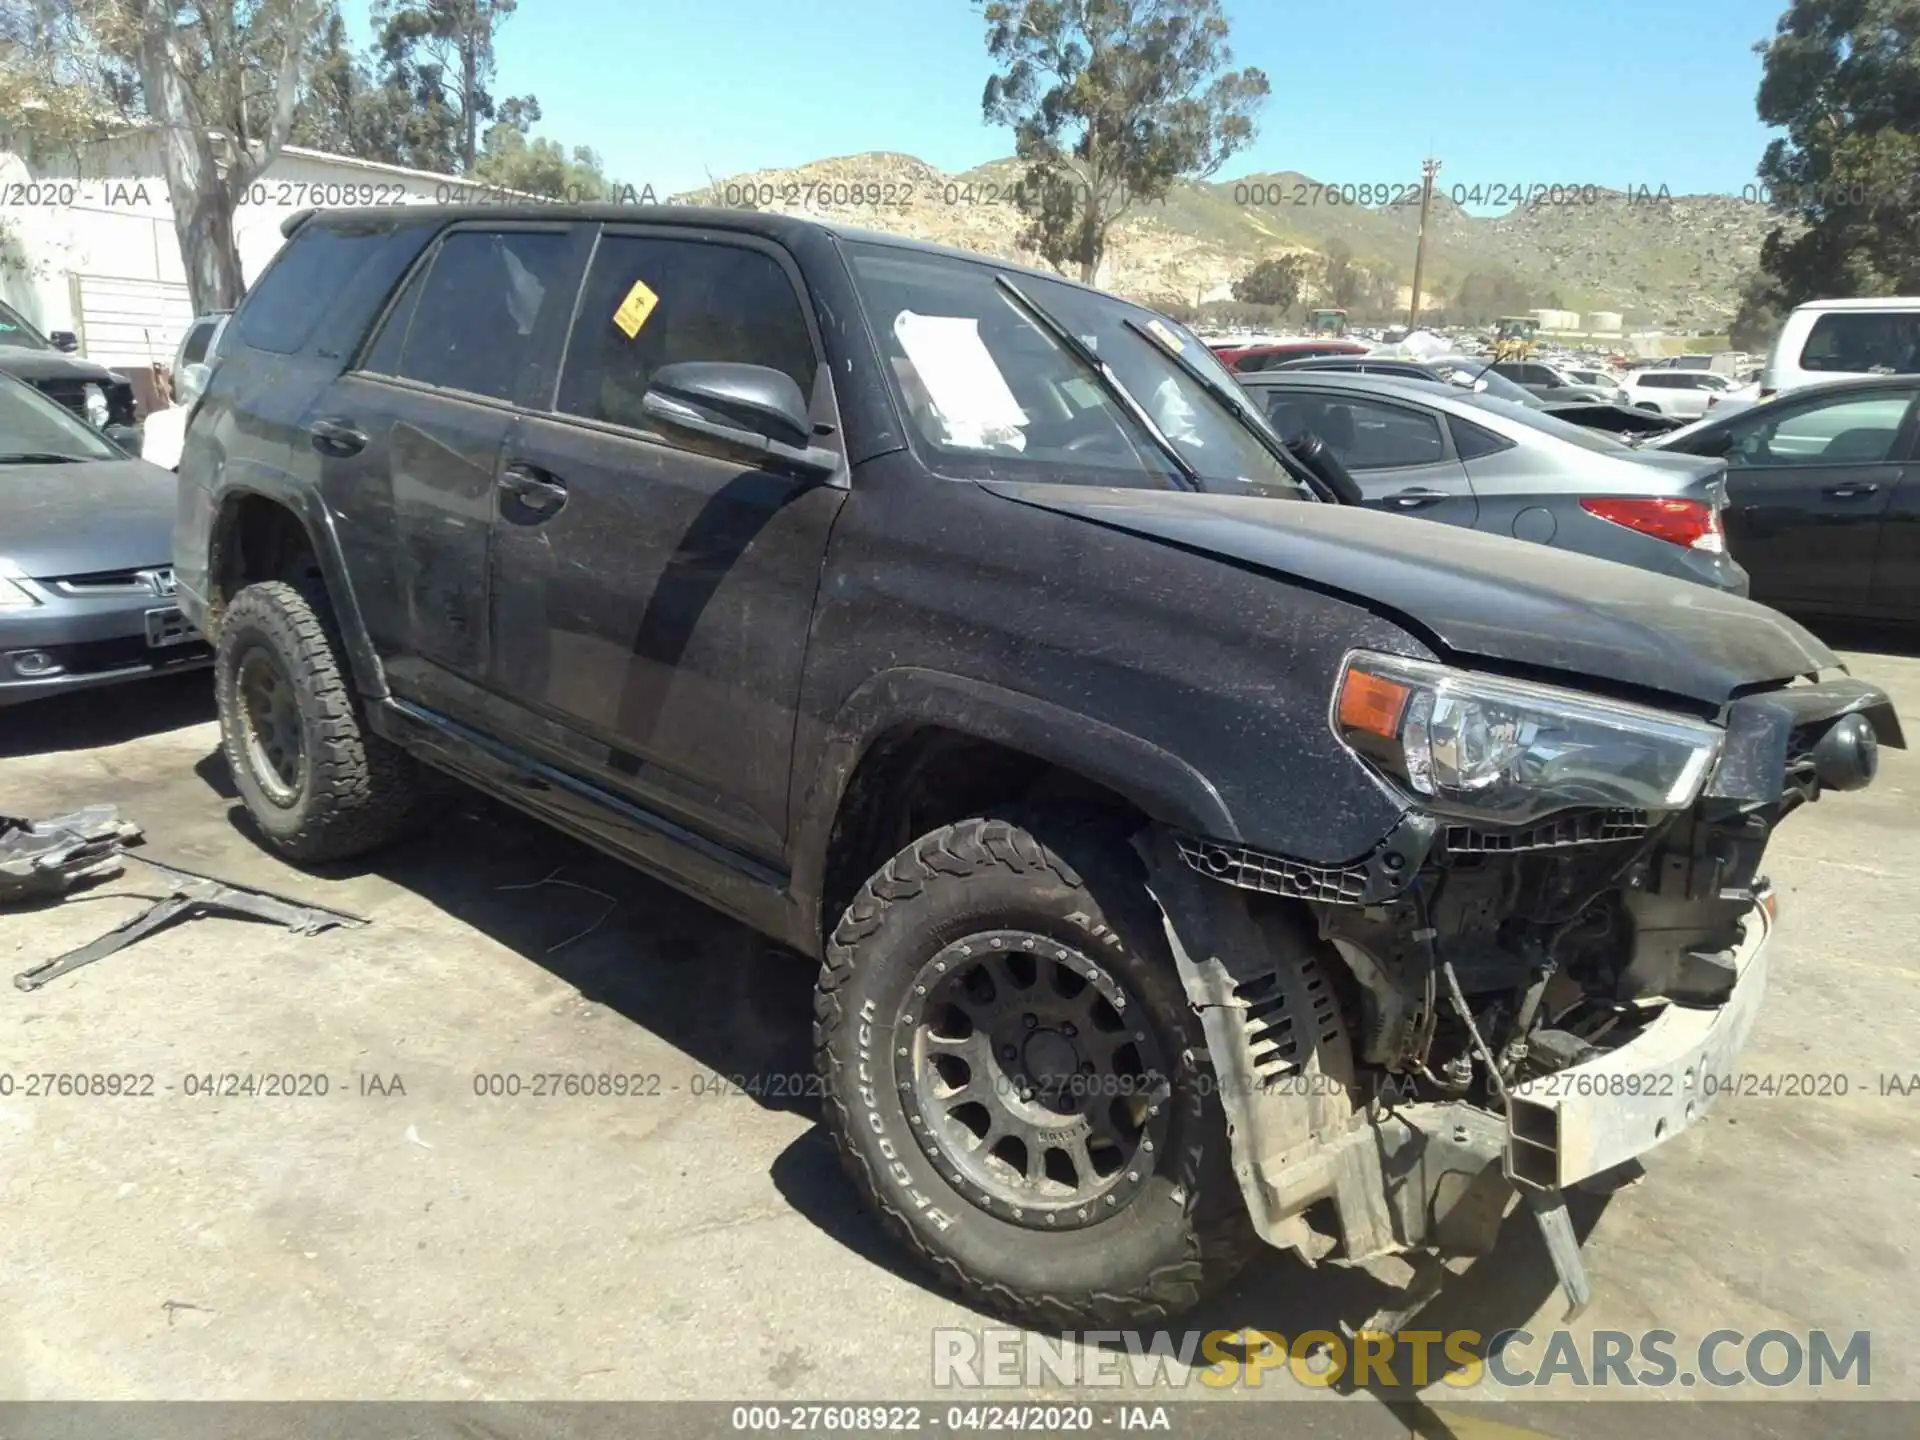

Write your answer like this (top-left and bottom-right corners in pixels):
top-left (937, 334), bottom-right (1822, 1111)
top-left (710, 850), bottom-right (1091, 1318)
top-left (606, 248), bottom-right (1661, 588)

top-left (893, 311), bottom-right (1028, 449)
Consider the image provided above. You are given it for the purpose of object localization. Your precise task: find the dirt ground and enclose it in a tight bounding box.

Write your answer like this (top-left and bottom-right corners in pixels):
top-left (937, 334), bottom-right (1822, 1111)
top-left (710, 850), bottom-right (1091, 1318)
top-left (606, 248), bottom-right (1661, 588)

top-left (2, 636), bottom-right (1916, 1432)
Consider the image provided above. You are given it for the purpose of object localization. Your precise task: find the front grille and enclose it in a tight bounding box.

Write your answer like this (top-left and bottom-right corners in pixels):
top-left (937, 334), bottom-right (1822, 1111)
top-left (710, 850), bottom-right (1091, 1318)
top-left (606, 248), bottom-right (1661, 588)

top-left (28, 377), bottom-right (135, 426)
top-left (50, 566), bottom-right (175, 597)
top-left (1444, 808), bottom-right (1652, 854)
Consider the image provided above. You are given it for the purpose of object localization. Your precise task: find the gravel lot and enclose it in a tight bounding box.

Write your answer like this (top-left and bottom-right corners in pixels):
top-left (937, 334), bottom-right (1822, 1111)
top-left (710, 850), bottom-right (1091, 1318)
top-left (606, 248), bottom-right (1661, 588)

top-left (3, 636), bottom-right (1916, 1431)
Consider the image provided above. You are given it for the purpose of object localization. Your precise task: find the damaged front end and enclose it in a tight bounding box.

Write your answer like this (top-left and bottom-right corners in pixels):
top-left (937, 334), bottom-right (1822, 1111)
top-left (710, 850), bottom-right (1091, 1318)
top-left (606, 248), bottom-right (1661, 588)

top-left (1137, 656), bottom-right (1902, 1323)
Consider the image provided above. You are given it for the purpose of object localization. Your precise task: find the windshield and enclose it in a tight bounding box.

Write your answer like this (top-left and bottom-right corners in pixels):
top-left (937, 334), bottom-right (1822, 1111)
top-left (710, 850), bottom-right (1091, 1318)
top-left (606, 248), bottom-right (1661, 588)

top-left (0, 301), bottom-right (54, 352)
top-left (1422, 356), bottom-right (1543, 407)
top-left (1456, 391), bottom-right (1630, 452)
top-left (843, 241), bottom-right (1311, 499)
top-left (0, 372), bottom-right (120, 460)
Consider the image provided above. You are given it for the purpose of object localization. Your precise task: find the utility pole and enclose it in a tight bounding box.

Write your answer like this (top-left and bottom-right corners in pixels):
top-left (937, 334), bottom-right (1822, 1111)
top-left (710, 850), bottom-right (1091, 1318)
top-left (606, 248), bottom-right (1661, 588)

top-left (1408, 157), bottom-right (1441, 332)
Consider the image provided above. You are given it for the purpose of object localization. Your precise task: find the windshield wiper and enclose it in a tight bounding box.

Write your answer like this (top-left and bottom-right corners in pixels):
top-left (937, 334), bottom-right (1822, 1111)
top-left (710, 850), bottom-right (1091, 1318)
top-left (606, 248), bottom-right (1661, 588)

top-left (0, 452), bottom-right (88, 464)
top-left (1118, 317), bottom-right (1326, 501)
top-left (993, 276), bottom-right (1202, 492)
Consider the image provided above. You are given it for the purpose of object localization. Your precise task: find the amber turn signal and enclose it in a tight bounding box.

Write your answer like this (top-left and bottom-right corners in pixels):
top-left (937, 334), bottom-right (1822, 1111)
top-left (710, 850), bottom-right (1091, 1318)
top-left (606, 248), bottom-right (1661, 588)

top-left (1338, 667), bottom-right (1411, 739)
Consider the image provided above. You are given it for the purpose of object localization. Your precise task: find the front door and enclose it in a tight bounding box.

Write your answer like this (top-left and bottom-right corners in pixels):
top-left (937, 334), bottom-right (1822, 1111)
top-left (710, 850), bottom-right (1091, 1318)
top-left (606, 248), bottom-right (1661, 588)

top-left (485, 228), bottom-right (846, 860)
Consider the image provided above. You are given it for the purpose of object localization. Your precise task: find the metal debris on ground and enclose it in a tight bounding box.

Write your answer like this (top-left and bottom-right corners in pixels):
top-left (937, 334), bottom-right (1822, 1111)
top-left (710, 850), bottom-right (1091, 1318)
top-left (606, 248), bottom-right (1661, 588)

top-left (8, 831), bottom-right (369, 991)
top-left (0, 805), bottom-right (145, 904)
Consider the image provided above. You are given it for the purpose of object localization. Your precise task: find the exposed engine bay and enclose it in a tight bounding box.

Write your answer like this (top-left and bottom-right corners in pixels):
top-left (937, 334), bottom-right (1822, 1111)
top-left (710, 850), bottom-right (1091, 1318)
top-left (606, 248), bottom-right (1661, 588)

top-left (1139, 682), bottom-right (1900, 1326)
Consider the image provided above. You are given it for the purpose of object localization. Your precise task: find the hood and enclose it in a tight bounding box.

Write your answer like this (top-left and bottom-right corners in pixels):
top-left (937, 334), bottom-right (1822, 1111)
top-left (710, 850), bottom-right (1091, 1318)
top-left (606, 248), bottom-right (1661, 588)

top-left (980, 481), bottom-right (1834, 707)
top-left (0, 350), bottom-right (127, 386)
top-left (0, 457), bottom-right (178, 578)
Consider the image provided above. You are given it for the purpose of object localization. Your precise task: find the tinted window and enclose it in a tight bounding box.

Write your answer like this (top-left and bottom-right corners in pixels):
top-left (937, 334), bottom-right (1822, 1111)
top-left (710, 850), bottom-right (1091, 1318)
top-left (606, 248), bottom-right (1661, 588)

top-left (1449, 414), bottom-right (1512, 460)
top-left (1641, 373), bottom-right (1681, 389)
top-left (366, 229), bottom-right (573, 402)
top-left (239, 222), bottom-right (401, 355)
top-left (180, 319), bottom-right (216, 366)
top-left (1275, 394), bottom-right (1443, 469)
top-left (1724, 392), bottom-right (1915, 466)
top-left (1798, 312), bottom-right (1920, 374)
top-left (556, 235), bottom-right (818, 431)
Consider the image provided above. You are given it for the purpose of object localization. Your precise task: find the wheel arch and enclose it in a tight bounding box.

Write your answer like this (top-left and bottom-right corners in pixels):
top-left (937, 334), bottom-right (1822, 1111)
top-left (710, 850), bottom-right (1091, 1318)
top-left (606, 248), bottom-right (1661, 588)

top-left (206, 476), bottom-right (389, 701)
top-left (793, 669), bottom-right (1240, 952)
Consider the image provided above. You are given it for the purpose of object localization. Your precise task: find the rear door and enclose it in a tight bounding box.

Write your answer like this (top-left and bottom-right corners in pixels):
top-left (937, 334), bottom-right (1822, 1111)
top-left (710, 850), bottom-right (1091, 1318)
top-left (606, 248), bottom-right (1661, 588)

top-left (309, 221), bottom-right (589, 718)
top-left (485, 226), bottom-right (847, 861)
top-left (1868, 401), bottom-right (1920, 620)
top-left (1713, 385), bottom-right (1918, 611)
top-left (1258, 385), bottom-right (1478, 525)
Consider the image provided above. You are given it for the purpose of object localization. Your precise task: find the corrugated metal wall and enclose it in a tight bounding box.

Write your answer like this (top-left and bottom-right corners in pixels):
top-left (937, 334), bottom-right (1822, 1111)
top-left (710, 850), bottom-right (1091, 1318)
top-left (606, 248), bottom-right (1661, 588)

top-left (67, 273), bottom-right (194, 415)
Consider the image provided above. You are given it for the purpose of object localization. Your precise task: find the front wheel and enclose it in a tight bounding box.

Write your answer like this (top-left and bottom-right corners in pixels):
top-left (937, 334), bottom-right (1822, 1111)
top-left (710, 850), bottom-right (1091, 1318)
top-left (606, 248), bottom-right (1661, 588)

top-left (815, 814), bottom-right (1259, 1326)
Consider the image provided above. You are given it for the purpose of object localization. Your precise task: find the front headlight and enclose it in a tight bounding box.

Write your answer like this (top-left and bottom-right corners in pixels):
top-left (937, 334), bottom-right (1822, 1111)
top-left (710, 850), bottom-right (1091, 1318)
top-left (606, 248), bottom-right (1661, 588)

top-left (1332, 652), bottom-right (1723, 825)
top-left (82, 382), bottom-right (110, 427)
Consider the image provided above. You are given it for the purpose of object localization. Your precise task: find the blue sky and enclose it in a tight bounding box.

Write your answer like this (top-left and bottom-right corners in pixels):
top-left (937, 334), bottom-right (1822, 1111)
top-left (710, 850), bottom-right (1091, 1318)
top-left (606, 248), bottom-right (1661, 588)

top-left (400, 0), bottom-right (1787, 201)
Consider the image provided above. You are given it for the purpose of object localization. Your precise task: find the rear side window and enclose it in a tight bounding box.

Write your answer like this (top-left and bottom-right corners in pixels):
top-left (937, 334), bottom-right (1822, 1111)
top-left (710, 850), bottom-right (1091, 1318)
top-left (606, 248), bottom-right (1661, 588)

top-left (180, 319), bottom-right (216, 366)
top-left (1448, 414), bottom-right (1512, 460)
top-left (1799, 312), bottom-right (1920, 374)
top-left (363, 229), bottom-right (575, 402)
top-left (555, 235), bottom-right (818, 431)
top-left (238, 222), bottom-right (399, 355)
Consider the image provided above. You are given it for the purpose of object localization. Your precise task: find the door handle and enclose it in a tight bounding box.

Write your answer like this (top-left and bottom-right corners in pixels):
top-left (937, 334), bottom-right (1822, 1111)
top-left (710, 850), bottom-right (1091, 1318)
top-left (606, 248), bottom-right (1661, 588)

top-left (1385, 487), bottom-right (1451, 508)
top-left (308, 418), bottom-right (367, 457)
top-left (1822, 481), bottom-right (1881, 498)
top-left (499, 463), bottom-right (567, 514)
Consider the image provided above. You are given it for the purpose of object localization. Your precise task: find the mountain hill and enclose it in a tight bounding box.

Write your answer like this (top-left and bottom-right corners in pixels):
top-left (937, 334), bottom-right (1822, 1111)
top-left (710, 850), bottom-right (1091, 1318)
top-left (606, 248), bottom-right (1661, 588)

top-left (676, 153), bottom-right (1776, 329)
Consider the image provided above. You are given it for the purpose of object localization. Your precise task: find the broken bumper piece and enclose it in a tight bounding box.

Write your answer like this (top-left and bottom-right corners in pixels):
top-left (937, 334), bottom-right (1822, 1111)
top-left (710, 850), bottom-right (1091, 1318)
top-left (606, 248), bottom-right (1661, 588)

top-left (1506, 890), bottom-right (1776, 1191)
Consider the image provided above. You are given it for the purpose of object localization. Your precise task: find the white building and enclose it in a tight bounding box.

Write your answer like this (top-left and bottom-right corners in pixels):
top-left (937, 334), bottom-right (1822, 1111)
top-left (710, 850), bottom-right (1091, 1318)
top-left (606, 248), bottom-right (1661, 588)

top-left (1, 126), bottom-right (463, 410)
top-left (1587, 311), bottom-right (1623, 335)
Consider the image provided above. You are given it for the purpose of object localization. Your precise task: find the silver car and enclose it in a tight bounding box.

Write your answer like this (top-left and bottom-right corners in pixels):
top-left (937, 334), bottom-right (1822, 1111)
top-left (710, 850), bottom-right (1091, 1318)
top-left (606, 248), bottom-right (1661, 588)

top-left (0, 371), bottom-right (209, 705)
top-left (1238, 371), bottom-right (1749, 593)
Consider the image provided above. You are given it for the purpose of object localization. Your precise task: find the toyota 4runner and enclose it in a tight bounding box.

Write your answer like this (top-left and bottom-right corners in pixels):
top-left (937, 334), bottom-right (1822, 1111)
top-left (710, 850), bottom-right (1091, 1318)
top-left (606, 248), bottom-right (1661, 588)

top-left (175, 205), bottom-right (1903, 1328)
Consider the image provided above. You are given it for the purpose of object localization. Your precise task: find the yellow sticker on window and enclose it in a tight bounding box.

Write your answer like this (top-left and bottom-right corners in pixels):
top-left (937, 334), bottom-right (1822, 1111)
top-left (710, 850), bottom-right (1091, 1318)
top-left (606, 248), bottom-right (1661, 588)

top-left (1145, 318), bottom-right (1186, 354)
top-left (613, 278), bottom-right (659, 338)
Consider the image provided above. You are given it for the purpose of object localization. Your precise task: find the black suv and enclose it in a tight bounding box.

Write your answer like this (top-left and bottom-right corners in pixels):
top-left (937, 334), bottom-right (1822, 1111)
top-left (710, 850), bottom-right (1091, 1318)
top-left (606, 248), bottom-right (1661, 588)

top-left (176, 205), bottom-right (1902, 1328)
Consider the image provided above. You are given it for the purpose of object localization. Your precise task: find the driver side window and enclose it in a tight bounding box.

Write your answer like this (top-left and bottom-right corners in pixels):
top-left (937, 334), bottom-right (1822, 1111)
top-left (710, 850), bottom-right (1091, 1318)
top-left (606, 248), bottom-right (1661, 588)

top-left (1726, 392), bottom-right (1914, 467)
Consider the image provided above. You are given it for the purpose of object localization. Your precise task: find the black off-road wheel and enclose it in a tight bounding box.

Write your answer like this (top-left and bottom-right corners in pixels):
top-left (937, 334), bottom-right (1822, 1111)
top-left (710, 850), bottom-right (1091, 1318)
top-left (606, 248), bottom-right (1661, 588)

top-left (816, 814), bottom-right (1260, 1327)
top-left (214, 580), bottom-right (428, 863)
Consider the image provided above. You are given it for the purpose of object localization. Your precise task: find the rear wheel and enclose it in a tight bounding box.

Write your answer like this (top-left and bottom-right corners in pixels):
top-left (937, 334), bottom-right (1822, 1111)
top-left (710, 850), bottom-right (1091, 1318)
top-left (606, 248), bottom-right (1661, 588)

top-left (214, 580), bottom-right (429, 862)
top-left (815, 814), bottom-right (1258, 1326)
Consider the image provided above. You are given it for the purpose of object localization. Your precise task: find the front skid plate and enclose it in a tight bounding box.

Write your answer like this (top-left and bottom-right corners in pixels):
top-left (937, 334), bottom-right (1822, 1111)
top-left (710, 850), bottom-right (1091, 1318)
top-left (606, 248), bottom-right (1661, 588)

top-left (1506, 893), bottom-right (1774, 1190)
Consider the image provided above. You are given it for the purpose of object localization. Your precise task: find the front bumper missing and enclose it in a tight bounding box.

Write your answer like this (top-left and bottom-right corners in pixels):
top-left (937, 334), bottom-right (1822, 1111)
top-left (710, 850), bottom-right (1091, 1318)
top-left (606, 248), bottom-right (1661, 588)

top-left (1507, 890), bottom-right (1775, 1191)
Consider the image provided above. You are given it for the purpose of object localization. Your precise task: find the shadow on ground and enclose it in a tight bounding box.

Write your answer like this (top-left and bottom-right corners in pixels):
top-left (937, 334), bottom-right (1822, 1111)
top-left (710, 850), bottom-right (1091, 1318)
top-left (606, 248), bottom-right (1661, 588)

top-left (179, 741), bottom-right (1599, 1393)
top-left (0, 669), bottom-right (214, 760)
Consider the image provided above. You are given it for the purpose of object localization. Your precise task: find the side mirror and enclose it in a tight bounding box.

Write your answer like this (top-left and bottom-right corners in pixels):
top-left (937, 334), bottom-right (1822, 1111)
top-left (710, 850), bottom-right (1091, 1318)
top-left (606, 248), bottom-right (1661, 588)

top-left (176, 362), bottom-right (212, 405)
top-left (1283, 429), bottom-right (1364, 506)
top-left (50, 331), bottom-right (80, 353)
top-left (641, 361), bottom-right (837, 480)
top-left (104, 422), bottom-right (143, 457)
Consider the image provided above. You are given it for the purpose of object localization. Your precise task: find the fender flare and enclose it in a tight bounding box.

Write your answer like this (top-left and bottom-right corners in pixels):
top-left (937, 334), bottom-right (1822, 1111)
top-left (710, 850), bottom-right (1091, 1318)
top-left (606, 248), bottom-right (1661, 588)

top-left (789, 667), bottom-right (1241, 937)
top-left (208, 468), bottom-right (390, 701)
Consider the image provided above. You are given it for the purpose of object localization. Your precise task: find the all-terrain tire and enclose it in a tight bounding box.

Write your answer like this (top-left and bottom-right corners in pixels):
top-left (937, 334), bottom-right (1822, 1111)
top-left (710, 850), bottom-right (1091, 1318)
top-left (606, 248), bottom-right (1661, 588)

top-left (815, 813), bottom-right (1261, 1327)
top-left (214, 580), bottom-right (428, 863)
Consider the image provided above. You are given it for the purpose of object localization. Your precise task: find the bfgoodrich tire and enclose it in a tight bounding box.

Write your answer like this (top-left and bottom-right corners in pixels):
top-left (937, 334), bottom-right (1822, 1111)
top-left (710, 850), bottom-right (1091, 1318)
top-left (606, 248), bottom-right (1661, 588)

top-left (815, 814), bottom-right (1259, 1326)
top-left (214, 580), bottom-right (427, 863)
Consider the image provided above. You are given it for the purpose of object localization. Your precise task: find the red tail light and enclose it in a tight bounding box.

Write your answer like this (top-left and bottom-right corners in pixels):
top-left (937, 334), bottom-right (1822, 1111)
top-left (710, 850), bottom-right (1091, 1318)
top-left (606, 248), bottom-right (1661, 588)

top-left (1580, 496), bottom-right (1726, 552)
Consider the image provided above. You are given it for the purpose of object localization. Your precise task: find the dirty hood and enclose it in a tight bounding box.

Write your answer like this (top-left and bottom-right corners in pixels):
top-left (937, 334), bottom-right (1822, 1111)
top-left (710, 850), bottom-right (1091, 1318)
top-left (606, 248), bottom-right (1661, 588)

top-left (982, 481), bottom-right (1835, 706)
top-left (1, 457), bottom-right (179, 578)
